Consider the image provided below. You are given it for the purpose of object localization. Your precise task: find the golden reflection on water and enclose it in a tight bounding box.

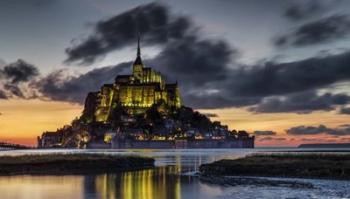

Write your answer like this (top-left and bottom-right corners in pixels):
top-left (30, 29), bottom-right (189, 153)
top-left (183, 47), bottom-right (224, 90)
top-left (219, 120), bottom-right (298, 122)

top-left (92, 166), bottom-right (182, 199)
top-left (0, 175), bottom-right (85, 199)
top-left (85, 152), bottom-right (186, 199)
top-left (0, 166), bottom-right (187, 199)
top-left (0, 151), bottom-right (238, 199)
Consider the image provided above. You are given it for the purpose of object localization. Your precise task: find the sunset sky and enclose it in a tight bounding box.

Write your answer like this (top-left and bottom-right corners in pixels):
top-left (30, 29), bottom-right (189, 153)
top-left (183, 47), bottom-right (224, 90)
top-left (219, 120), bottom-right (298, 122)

top-left (1, 0), bottom-right (350, 147)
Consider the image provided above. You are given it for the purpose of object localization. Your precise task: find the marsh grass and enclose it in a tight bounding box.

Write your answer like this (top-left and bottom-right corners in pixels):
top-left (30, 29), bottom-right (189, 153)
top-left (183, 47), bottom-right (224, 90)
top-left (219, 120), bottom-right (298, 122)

top-left (0, 153), bottom-right (150, 164)
top-left (200, 153), bottom-right (350, 180)
top-left (0, 153), bottom-right (154, 175)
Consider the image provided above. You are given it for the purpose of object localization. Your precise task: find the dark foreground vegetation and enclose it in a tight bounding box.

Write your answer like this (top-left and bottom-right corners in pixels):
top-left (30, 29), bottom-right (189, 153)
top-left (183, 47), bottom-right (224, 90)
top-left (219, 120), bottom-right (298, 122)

top-left (200, 153), bottom-right (350, 180)
top-left (0, 154), bottom-right (154, 175)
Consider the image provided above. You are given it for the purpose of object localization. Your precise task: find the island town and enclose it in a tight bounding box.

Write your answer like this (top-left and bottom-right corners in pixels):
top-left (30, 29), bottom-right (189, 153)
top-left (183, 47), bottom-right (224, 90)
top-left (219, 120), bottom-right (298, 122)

top-left (37, 38), bottom-right (254, 149)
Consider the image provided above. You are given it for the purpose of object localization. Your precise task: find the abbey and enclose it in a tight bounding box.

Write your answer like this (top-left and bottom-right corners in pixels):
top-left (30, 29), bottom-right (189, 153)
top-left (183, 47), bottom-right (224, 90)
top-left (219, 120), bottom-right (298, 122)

top-left (84, 37), bottom-right (182, 123)
top-left (38, 36), bottom-right (254, 149)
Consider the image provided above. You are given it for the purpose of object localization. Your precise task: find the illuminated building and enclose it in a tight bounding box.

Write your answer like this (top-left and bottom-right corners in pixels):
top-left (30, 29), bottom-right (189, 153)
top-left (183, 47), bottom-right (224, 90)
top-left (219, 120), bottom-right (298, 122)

top-left (84, 36), bottom-right (182, 123)
top-left (38, 37), bottom-right (255, 149)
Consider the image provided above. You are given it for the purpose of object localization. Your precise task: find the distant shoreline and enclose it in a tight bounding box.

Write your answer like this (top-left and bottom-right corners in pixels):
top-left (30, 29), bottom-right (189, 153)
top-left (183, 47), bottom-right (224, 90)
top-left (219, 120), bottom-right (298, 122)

top-left (263, 150), bottom-right (350, 153)
top-left (298, 143), bottom-right (350, 148)
top-left (0, 154), bottom-right (154, 175)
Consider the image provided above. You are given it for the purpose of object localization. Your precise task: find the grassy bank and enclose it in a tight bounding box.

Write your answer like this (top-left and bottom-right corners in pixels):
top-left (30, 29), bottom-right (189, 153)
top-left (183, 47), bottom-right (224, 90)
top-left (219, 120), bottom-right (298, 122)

top-left (0, 153), bottom-right (154, 175)
top-left (199, 153), bottom-right (350, 180)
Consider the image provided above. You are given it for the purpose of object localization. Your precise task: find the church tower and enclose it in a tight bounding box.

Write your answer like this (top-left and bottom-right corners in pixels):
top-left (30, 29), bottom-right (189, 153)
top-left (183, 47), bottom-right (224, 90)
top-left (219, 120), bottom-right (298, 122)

top-left (132, 35), bottom-right (143, 81)
top-left (92, 32), bottom-right (182, 121)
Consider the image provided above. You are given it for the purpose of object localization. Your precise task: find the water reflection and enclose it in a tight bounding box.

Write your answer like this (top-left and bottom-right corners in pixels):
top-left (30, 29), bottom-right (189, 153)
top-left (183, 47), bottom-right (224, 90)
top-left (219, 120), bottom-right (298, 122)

top-left (0, 149), bottom-right (243, 199)
top-left (86, 167), bottom-right (183, 199)
top-left (85, 155), bottom-right (194, 199)
top-left (0, 166), bottom-right (220, 199)
top-left (84, 162), bottom-right (225, 199)
top-left (1, 149), bottom-right (349, 199)
top-left (0, 175), bottom-right (85, 199)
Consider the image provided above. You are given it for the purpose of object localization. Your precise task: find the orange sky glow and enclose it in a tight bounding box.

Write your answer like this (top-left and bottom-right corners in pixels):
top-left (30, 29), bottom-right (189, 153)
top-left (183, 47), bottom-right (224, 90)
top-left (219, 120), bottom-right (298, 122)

top-left (1, 99), bottom-right (350, 147)
top-left (0, 99), bottom-right (82, 146)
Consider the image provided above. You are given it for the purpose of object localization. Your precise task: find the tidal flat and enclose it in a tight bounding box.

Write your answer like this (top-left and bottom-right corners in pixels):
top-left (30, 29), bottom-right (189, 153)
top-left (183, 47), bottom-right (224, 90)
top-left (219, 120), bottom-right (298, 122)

top-left (199, 153), bottom-right (350, 180)
top-left (0, 153), bottom-right (154, 175)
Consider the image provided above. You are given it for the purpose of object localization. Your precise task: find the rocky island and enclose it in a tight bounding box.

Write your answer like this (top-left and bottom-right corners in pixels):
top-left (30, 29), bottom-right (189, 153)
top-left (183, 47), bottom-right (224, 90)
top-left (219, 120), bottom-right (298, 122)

top-left (37, 37), bottom-right (254, 149)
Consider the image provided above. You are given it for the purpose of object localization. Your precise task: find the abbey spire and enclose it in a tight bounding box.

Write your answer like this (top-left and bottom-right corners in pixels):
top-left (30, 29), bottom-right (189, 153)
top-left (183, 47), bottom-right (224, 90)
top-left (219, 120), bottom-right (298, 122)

top-left (133, 34), bottom-right (143, 65)
top-left (137, 34), bottom-right (141, 57)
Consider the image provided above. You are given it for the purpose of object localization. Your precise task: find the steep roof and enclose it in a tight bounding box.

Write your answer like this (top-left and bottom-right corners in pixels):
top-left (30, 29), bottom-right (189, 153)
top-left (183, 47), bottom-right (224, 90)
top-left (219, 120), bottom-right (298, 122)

top-left (133, 55), bottom-right (143, 65)
top-left (133, 34), bottom-right (143, 65)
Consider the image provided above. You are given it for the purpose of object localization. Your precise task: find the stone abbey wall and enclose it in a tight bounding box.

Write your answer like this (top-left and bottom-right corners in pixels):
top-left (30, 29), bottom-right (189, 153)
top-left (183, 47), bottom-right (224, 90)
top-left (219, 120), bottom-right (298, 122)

top-left (86, 138), bottom-right (255, 149)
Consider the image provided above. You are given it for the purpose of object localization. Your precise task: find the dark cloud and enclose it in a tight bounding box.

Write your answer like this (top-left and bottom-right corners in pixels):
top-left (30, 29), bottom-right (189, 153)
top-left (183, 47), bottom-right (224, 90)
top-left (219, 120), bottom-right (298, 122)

top-left (58, 28), bottom-right (350, 110)
top-left (0, 59), bottom-right (39, 83)
top-left (284, 0), bottom-right (325, 21)
top-left (202, 113), bottom-right (218, 118)
top-left (63, 2), bottom-right (241, 108)
top-left (3, 84), bottom-right (24, 98)
top-left (0, 59), bottom-right (40, 99)
top-left (228, 50), bottom-right (350, 99)
top-left (249, 91), bottom-right (350, 113)
top-left (7, 2), bottom-right (348, 113)
top-left (254, 131), bottom-right (277, 136)
top-left (258, 136), bottom-right (286, 141)
top-left (148, 36), bottom-right (240, 108)
top-left (300, 138), bottom-right (324, 142)
top-left (0, 90), bottom-right (7, 99)
top-left (286, 124), bottom-right (350, 136)
top-left (340, 107), bottom-right (350, 114)
top-left (150, 37), bottom-right (234, 88)
top-left (275, 15), bottom-right (350, 47)
top-left (65, 2), bottom-right (194, 65)
top-left (178, 94), bottom-right (260, 109)
top-left (287, 125), bottom-right (328, 135)
top-left (339, 124), bottom-right (350, 128)
top-left (36, 62), bottom-right (130, 103)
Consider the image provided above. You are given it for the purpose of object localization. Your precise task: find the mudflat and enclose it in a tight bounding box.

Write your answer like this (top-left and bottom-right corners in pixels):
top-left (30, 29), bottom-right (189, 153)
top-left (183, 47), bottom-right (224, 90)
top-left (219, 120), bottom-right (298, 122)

top-left (0, 153), bottom-right (154, 175)
top-left (200, 153), bottom-right (350, 180)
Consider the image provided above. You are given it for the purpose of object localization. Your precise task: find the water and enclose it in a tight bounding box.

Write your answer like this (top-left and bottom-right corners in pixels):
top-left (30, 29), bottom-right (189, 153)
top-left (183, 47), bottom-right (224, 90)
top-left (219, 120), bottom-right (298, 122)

top-left (0, 148), bottom-right (350, 199)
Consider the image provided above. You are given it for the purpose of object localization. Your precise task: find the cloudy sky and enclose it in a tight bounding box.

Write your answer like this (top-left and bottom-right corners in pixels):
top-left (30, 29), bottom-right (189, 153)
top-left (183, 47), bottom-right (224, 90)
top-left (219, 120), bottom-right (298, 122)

top-left (1, 0), bottom-right (350, 146)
